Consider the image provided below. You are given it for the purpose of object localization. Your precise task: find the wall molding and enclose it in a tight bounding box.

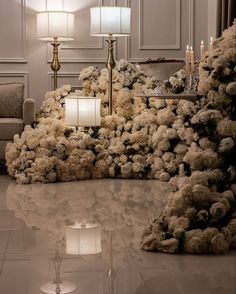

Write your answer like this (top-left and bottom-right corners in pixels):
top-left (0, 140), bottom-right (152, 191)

top-left (53, 54), bottom-right (110, 63)
top-left (47, 0), bottom-right (117, 63)
top-left (47, 46), bottom-right (110, 63)
top-left (61, 38), bottom-right (103, 50)
top-left (125, 0), bottom-right (195, 62)
top-left (0, 71), bottom-right (29, 98)
top-left (0, 0), bottom-right (27, 63)
top-left (47, 39), bottom-right (117, 64)
top-left (138, 0), bottom-right (181, 50)
top-left (124, 0), bottom-right (137, 62)
top-left (47, 72), bottom-right (81, 91)
top-left (61, 0), bottom-right (103, 51)
top-left (47, 0), bottom-right (113, 63)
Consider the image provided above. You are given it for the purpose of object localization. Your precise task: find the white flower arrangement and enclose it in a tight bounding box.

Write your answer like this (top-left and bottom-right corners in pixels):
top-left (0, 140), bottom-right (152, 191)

top-left (140, 22), bottom-right (236, 254)
top-left (5, 22), bottom-right (236, 254)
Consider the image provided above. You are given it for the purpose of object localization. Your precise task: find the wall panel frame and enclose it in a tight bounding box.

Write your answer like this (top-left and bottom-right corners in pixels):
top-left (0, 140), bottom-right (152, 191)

top-left (0, 0), bottom-right (27, 63)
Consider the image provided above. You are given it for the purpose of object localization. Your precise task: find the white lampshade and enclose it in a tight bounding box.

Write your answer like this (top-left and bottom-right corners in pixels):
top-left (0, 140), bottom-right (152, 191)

top-left (65, 96), bottom-right (101, 127)
top-left (66, 224), bottom-right (102, 255)
top-left (90, 6), bottom-right (131, 36)
top-left (37, 11), bottom-right (74, 41)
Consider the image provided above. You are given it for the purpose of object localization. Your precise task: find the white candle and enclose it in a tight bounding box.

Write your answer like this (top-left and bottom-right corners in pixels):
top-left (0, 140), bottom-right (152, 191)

top-left (209, 36), bottom-right (213, 52)
top-left (190, 46), bottom-right (195, 72)
top-left (200, 40), bottom-right (205, 60)
top-left (185, 44), bottom-right (190, 73)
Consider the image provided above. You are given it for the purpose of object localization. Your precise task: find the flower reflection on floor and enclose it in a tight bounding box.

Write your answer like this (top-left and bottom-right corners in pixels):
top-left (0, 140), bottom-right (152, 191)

top-left (6, 179), bottom-right (170, 268)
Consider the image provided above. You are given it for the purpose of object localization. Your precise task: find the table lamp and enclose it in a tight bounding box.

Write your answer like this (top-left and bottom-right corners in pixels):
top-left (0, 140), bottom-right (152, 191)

top-left (37, 11), bottom-right (74, 90)
top-left (90, 6), bottom-right (131, 115)
top-left (64, 95), bottom-right (101, 128)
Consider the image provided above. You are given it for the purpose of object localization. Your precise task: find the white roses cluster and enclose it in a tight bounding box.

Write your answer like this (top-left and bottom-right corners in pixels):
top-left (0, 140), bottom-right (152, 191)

top-left (168, 69), bottom-right (187, 93)
top-left (141, 22), bottom-right (236, 254)
top-left (79, 59), bottom-right (156, 118)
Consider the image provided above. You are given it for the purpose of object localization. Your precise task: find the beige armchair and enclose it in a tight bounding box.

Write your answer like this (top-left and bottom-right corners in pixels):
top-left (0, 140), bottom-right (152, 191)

top-left (0, 83), bottom-right (35, 160)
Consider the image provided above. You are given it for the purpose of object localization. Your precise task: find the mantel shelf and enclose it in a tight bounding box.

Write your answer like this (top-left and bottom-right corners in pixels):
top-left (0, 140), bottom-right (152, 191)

top-left (137, 93), bottom-right (198, 101)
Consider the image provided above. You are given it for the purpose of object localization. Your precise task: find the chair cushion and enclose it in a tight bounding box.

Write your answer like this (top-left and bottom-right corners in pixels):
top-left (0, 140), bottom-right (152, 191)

top-left (0, 83), bottom-right (24, 118)
top-left (0, 118), bottom-right (23, 140)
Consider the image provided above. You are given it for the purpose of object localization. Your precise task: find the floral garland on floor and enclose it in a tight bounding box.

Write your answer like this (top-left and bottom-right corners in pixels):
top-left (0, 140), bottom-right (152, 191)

top-left (5, 22), bottom-right (236, 254)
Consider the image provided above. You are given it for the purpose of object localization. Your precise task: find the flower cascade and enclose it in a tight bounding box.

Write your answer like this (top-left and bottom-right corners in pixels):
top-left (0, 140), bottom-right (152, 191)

top-left (140, 22), bottom-right (236, 254)
top-left (5, 22), bottom-right (236, 254)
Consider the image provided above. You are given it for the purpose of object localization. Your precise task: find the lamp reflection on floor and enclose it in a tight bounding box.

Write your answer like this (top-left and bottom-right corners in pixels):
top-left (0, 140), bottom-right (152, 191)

top-left (108, 230), bottom-right (115, 294)
top-left (40, 250), bottom-right (76, 294)
top-left (66, 223), bottom-right (102, 255)
top-left (65, 223), bottom-right (116, 293)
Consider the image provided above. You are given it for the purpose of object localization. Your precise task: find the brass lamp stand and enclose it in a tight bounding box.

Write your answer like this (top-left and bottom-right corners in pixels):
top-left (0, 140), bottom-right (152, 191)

top-left (51, 37), bottom-right (61, 91)
top-left (106, 34), bottom-right (116, 115)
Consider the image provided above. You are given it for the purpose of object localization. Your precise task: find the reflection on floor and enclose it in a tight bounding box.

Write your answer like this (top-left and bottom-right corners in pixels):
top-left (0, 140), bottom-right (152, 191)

top-left (0, 174), bottom-right (235, 294)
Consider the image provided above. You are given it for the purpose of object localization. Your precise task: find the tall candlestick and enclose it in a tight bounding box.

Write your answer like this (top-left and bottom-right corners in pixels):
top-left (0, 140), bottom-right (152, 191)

top-left (185, 44), bottom-right (190, 74)
top-left (209, 36), bottom-right (213, 52)
top-left (200, 40), bottom-right (205, 61)
top-left (190, 46), bottom-right (195, 72)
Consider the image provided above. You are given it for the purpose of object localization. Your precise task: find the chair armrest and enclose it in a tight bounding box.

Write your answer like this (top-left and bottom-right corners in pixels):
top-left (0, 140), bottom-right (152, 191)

top-left (23, 98), bottom-right (35, 125)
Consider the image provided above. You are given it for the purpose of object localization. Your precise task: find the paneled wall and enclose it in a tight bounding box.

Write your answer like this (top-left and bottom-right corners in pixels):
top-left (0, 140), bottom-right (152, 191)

top-left (0, 0), bottom-right (215, 110)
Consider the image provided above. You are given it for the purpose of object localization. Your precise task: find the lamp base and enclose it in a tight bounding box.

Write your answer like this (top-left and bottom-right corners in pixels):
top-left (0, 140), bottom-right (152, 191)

top-left (40, 281), bottom-right (76, 294)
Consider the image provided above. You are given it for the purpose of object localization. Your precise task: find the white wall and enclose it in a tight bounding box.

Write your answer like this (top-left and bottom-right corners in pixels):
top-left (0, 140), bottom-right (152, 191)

top-left (0, 0), bottom-right (214, 110)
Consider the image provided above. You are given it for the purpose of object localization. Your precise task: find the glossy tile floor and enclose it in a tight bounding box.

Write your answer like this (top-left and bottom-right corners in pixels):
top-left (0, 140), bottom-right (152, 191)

top-left (0, 174), bottom-right (235, 294)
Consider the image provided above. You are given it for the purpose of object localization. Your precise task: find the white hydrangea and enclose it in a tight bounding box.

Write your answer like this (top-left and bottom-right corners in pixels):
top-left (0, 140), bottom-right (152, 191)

top-left (219, 137), bottom-right (235, 153)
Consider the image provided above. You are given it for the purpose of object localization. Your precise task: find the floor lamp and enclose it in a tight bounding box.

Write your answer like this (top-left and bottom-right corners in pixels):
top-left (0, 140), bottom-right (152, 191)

top-left (37, 11), bottom-right (74, 90)
top-left (90, 6), bottom-right (131, 115)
